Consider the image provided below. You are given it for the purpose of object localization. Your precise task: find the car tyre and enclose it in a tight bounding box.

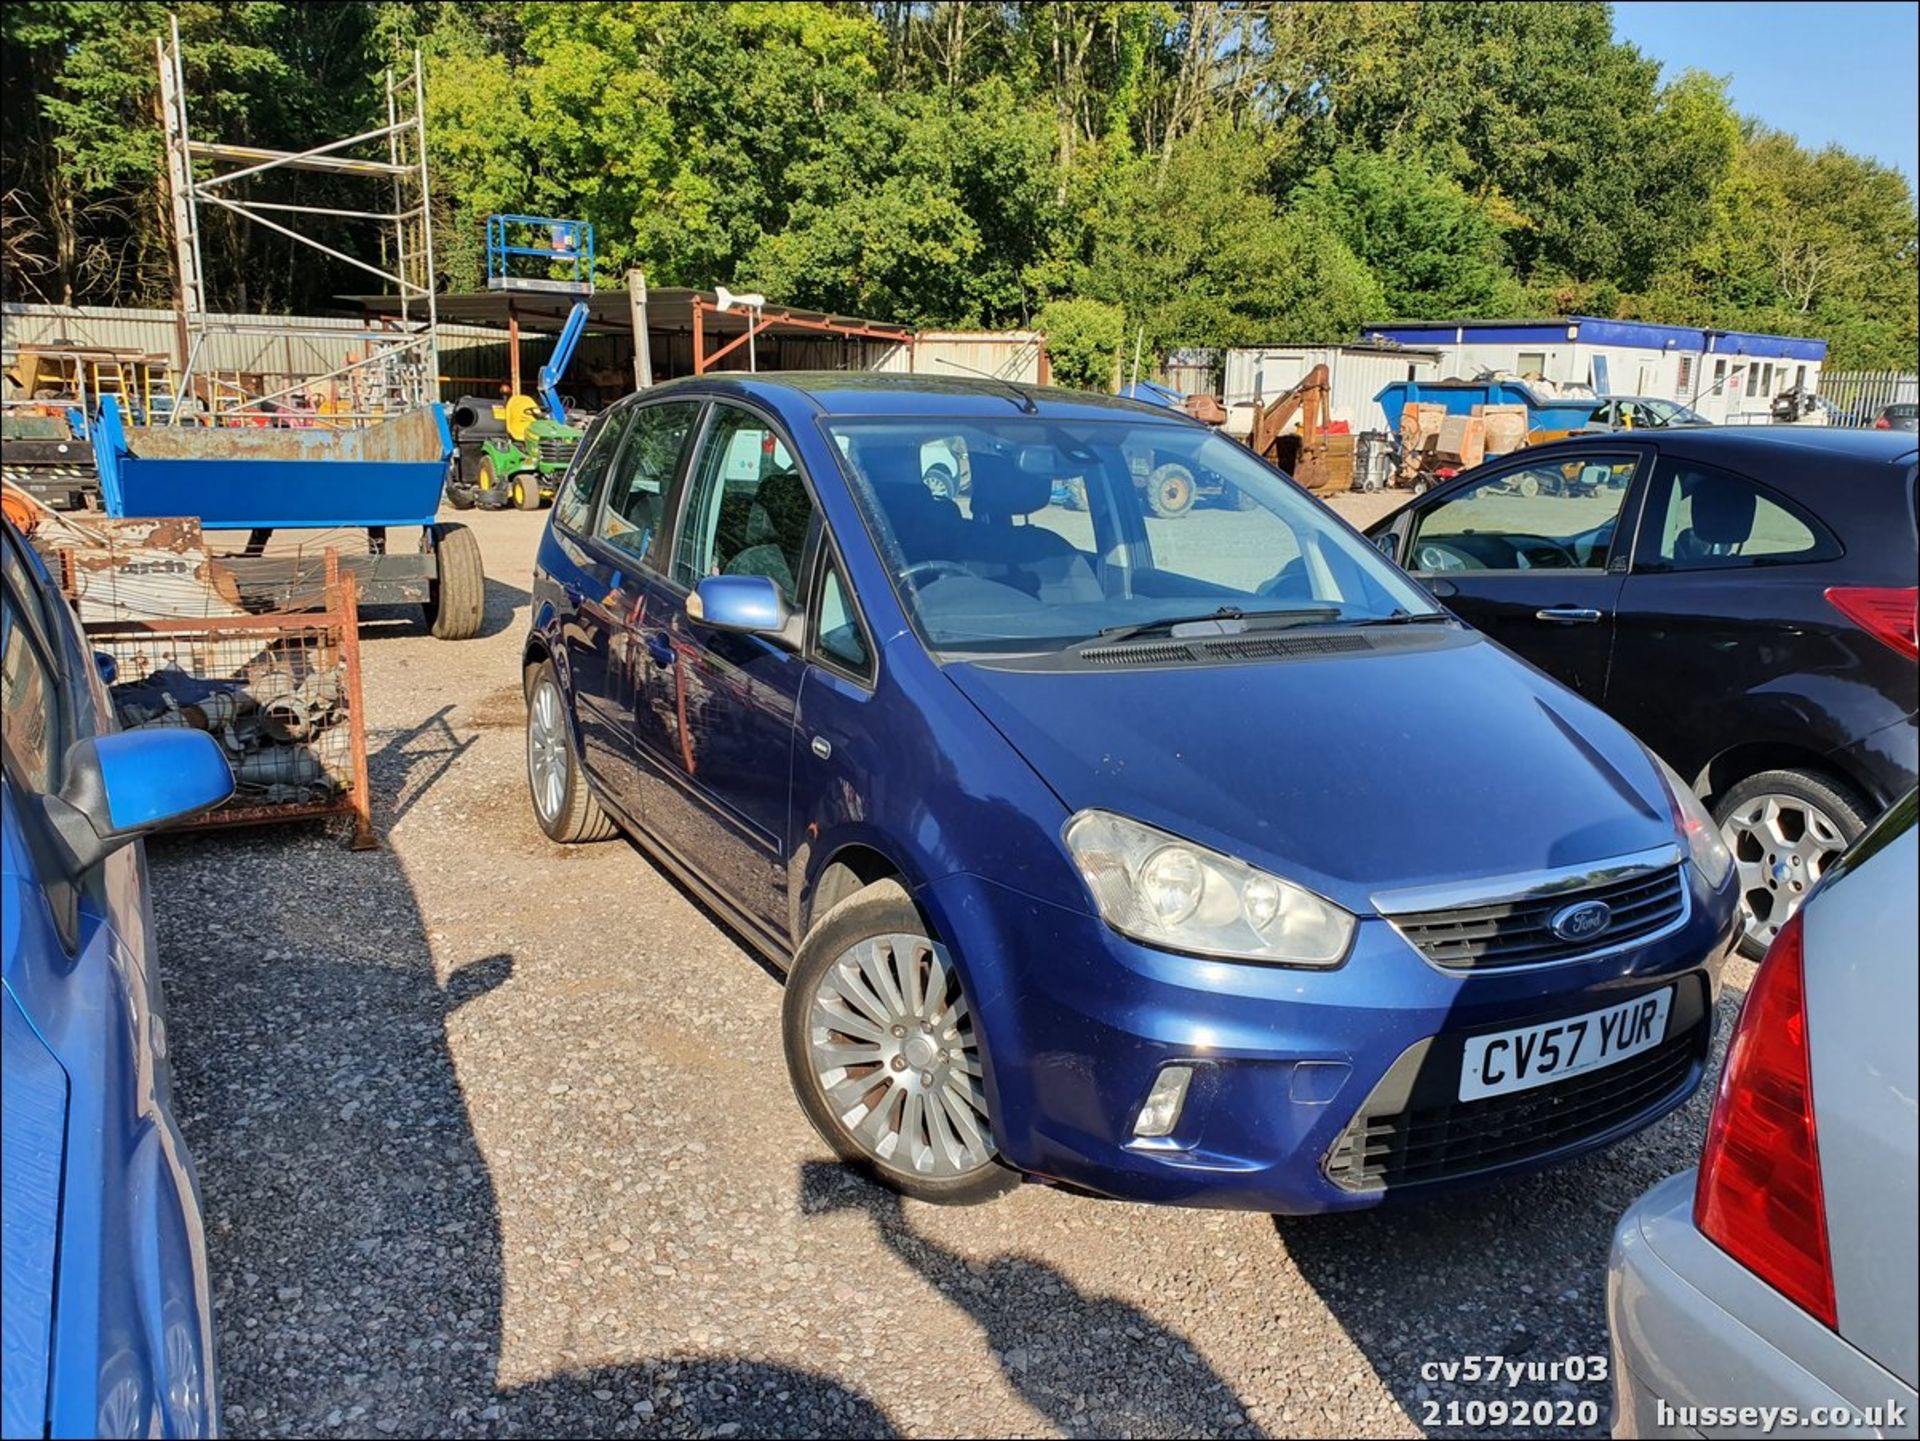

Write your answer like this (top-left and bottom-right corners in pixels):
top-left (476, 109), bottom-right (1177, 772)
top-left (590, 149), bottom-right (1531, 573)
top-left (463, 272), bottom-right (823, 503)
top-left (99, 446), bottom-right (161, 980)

top-left (922, 462), bottom-right (957, 500)
top-left (1713, 768), bottom-right (1869, 959)
top-left (422, 522), bottom-right (485, 640)
top-left (524, 660), bottom-right (617, 843)
top-left (783, 879), bottom-right (1017, 1206)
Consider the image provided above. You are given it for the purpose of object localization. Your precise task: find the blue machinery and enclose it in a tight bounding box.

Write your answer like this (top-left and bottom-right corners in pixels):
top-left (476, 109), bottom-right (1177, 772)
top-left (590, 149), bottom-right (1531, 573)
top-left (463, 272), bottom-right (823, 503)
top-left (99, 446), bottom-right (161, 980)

top-left (486, 215), bottom-right (594, 422)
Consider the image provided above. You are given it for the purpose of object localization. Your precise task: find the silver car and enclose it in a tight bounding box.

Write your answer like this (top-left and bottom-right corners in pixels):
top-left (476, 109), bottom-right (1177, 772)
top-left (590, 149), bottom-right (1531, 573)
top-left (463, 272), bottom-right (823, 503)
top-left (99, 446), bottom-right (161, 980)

top-left (1607, 792), bottom-right (1918, 1438)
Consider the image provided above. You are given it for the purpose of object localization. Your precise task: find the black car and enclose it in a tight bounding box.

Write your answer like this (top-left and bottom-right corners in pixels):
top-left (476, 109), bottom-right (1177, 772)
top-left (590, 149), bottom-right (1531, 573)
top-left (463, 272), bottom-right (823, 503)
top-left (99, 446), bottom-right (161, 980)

top-left (1876, 401), bottom-right (1918, 433)
top-left (1368, 426), bottom-right (1918, 957)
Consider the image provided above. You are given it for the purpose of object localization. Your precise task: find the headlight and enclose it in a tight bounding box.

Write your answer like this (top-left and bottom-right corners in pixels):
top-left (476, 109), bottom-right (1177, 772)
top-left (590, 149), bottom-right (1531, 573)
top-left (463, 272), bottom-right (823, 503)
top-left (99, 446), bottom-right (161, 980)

top-left (1646, 749), bottom-right (1732, 887)
top-left (1063, 810), bottom-right (1354, 966)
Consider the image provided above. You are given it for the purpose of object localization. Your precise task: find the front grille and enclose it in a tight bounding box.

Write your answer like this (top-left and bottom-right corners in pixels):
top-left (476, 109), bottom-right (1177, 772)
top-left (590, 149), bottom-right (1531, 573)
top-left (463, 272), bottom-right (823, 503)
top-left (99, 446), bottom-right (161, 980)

top-left (1390, 865), bottom-right (1686, 970)
top-left (537, 437), bottom-right (579, 465)
top-left (1325, 1022), bottom-right (1704, 1190)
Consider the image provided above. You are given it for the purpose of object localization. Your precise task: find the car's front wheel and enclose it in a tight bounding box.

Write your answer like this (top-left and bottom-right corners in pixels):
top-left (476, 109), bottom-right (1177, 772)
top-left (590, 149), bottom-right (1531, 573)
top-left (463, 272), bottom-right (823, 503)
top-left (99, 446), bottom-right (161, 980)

top-left (1714, 768), bottom-right (1868, 959)
top-left (783, 880), bottom-right (1015, 1205)
top-left (525, 660), bottom-right (616, 843)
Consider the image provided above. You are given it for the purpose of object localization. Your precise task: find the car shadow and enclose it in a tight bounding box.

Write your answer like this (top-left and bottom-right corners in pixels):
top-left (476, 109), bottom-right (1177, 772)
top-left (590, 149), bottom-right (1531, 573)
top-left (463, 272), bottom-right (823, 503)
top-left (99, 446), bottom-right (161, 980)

top-left (149, 828), bottom-right (894, 1437)
top-left (799, 1161), bottom-right (1265, 1438)
top-left (1270, 970), bottom-right (1750, 1437)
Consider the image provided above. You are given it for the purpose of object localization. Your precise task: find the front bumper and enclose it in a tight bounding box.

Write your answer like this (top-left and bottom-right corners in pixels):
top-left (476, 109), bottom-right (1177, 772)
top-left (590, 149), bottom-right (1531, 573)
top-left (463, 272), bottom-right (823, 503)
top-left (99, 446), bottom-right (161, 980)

top-left (1607, 1172), bottom-right (1917, 1438)
top-left (921, 863), bottom-right (1734, 1216)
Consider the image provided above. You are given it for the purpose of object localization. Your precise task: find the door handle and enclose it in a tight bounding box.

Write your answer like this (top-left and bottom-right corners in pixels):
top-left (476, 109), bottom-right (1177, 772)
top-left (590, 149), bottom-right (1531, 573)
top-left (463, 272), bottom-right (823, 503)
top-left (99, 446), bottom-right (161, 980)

top-left (645, 631), bottom-right (675, 667)
top-left (562, 581), bottom-right (584, 607)
top-left (1535, 606), bottom-right (1604, 624)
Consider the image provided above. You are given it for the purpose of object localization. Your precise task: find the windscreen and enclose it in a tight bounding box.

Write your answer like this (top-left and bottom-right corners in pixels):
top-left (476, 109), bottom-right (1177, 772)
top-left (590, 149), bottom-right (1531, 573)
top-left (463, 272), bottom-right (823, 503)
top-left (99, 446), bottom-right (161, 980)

top-left (827, 415), bottom-right (1437, 652)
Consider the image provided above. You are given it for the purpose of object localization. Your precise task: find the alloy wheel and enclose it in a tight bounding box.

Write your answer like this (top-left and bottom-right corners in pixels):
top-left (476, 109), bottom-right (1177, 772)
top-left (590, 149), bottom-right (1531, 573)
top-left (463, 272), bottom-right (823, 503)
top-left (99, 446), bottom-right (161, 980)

top-left (1720, 792), bottom-right (1848, 952)
top-left (807, 933), bottom-right (995, 1179)
top-left (526, 677), bottom-right (569, 824)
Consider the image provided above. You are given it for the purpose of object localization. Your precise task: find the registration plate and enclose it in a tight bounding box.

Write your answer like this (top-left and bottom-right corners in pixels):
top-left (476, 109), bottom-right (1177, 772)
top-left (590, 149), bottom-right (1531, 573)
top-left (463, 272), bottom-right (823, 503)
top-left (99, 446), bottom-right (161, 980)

top-left (1459, 988), bottom-right (1673, 1102)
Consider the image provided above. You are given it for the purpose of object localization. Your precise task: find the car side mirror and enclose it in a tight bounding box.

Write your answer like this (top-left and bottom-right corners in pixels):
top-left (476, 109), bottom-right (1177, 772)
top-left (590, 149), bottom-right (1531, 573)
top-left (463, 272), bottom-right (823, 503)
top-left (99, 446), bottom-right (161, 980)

top-left (688, 574), bottom-right (802, 649)
top-left (40, 730), bottom-right (234, 875)
top-left (1373, 531), bottom-right (1400, 562)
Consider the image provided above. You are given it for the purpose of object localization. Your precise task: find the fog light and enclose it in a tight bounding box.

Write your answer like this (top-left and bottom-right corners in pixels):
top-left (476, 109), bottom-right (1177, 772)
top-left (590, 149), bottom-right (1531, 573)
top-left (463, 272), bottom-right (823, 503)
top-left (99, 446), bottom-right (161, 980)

top-left (1133, 1065), bottom-right (1194, 1138)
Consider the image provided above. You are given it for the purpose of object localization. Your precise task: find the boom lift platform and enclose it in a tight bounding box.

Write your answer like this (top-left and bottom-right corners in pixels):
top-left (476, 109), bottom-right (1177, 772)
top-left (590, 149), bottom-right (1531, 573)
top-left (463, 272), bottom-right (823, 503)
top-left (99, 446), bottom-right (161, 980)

top-left (449, 217), bottom-right (594, 511)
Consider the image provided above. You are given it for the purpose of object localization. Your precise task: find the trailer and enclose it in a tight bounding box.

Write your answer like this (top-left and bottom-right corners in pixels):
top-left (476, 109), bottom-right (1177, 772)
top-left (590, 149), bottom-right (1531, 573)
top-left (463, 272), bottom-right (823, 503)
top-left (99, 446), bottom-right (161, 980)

top-left (89, 396), bottom-right (485, 640)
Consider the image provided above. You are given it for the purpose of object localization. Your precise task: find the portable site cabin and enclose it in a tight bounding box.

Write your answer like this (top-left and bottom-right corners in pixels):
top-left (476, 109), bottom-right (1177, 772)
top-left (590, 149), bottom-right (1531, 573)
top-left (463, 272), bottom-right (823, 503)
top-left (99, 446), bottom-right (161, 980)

top-left (1222, 343), bottom-right (1443, 432)
top-left (1358, 318), bottom-right (1828, 426)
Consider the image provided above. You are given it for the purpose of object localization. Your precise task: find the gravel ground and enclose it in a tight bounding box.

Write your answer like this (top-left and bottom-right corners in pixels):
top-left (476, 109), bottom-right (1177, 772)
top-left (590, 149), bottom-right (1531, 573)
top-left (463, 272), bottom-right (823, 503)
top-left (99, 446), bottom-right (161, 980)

top-left (150, 494), bottom-right (1749, 1439)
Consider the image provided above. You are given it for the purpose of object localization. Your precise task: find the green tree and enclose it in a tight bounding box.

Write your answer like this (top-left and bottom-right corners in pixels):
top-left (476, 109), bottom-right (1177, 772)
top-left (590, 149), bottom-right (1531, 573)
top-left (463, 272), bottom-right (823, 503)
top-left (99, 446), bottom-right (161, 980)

top-left (1036, 296), bottom-right (1125, 389)
top-left (1290, 148), bottom-right (1509, 319)
top-left (1086, 125), bottom-right (1385, 351)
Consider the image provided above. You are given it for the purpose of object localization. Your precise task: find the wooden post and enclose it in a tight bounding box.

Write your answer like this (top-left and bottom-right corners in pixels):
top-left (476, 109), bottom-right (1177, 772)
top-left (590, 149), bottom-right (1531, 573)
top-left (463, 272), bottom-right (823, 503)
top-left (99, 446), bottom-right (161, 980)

top-left (508, 303), bottom-right (522, 395)
top-left (333, 562), bottom-right (379, 850)
top-left (627, 268), bottom-right (653, 390)
top-left (693, 296), bottom-right (706, 375)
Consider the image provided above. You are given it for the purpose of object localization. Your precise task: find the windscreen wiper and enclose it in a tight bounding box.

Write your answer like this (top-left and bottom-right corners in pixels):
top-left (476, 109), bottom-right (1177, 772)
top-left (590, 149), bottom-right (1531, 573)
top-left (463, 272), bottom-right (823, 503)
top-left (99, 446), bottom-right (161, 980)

top-left (1338, 609), bottom-right (1454, 627)
top-left (1081, 604), bottom-right (1343, 647)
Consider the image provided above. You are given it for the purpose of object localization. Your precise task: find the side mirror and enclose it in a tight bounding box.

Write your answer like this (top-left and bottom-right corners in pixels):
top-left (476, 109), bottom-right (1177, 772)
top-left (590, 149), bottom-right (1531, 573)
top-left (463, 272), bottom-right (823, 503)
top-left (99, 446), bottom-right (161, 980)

top-left (688, 574), bottom-right (801, 648)
top-left (1372, 530), bottom-right (1400, 562)
top-left (41, 730), bottom-right (234, 874)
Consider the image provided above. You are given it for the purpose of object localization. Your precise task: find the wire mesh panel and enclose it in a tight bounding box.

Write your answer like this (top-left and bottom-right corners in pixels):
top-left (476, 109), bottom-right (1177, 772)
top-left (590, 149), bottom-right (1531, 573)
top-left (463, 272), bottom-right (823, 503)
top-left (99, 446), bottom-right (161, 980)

top-left (80, 561), bottom-right (375, 847)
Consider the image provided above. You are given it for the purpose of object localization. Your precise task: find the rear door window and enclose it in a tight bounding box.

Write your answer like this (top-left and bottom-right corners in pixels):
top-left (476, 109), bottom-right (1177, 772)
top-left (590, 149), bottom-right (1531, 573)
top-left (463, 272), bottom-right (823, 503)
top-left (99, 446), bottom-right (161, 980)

top-left (594, 400), bottom-right (702, 564)
top-left (1638, 460), bottom-right (1840, 571)
top-left (552, 405), bottom-right (633, 534)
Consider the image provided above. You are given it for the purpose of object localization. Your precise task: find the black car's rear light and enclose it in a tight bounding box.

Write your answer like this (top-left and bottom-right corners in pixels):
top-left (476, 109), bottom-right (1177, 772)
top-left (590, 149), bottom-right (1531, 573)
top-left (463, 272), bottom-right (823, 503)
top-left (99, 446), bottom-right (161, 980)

top-left (1825, 585), bottom-right (1918, 660)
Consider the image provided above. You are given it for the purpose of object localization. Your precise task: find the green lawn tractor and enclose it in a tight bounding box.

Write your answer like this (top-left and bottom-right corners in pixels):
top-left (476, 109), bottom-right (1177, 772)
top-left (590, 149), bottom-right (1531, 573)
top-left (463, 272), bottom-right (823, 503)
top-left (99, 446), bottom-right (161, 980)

top-left (453, 394), bottom-right (579, 511)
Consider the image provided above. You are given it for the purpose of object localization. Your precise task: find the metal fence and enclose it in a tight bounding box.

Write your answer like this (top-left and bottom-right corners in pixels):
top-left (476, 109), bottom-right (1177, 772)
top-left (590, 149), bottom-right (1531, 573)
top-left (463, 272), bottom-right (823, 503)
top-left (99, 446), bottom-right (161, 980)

top-left (1819, 370), bottom-right (1917, 426)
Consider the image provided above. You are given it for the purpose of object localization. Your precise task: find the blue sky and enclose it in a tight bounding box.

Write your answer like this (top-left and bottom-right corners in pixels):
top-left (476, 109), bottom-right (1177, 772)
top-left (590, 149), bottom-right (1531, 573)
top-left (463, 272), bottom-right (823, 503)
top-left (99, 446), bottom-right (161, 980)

top-left (1611, 1), bottom-right (1919, 181)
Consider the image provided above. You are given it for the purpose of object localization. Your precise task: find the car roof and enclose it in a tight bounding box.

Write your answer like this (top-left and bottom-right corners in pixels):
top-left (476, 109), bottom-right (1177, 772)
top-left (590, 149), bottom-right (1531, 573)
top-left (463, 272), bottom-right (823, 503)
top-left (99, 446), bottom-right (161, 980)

top-left (1551, 424), bottom-right (1918, 469)
top-left (630, 370), bottom-right (1186, 424)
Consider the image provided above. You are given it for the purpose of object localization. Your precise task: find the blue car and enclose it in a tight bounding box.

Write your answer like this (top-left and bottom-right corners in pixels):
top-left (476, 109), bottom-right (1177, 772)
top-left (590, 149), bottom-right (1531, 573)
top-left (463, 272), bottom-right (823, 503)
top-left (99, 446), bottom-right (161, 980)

top-left (3, 517), bottom-right (232, 1437)
top-left (522, 374), bottom-right (1739, 1211)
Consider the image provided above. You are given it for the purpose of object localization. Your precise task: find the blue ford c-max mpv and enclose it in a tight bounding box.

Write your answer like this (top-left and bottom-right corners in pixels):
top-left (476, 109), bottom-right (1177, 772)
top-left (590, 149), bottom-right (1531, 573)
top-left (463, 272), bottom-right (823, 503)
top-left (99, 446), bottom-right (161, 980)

top-left (522, 374), bottom-right (1739, 1212)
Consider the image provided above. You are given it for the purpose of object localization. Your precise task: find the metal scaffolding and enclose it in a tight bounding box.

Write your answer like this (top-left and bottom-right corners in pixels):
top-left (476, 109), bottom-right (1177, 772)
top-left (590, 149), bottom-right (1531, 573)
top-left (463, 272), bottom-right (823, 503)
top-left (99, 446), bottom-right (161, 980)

top-left (156, 14), bottom-right (439, 424)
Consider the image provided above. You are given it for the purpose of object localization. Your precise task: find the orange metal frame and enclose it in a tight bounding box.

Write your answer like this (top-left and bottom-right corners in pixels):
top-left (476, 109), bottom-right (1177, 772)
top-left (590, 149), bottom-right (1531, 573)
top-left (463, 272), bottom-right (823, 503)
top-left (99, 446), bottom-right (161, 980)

top-left (691, 295), bottom-right (915, 375)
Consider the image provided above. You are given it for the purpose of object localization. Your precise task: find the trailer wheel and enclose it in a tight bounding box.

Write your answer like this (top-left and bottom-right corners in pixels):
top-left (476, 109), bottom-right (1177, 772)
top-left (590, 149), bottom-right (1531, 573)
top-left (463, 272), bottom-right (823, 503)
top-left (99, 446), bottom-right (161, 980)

top-left (1145, 462), bottom-right (1197, 518)
top-left (423, 522), bottom-right (485, 640)
top-left (512, 472), bottom-right (544, 511)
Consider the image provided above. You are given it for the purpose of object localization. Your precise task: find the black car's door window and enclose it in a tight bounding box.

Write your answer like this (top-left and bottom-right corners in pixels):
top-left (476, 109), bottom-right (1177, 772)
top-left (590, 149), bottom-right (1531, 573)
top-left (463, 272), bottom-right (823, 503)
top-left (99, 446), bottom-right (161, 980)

top-left (1637, 460), bottom-right (1840, 571)
top-left (673, 404), bottom-right (817, 604)
top-left (1408, 454), bottom-right (1641, 576)
top-left (552, 404), bottom-right (634, 534)
top-left (594, 400), bottom-right (701, 563)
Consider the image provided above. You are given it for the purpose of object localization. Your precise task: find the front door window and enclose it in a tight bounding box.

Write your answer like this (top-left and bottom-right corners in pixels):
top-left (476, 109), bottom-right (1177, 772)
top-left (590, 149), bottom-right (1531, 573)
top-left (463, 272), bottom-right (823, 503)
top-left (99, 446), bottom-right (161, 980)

top-left (673, 406), bottom-right (816, 602)
top-left (1408, 455), bottom-right (1641, 576)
